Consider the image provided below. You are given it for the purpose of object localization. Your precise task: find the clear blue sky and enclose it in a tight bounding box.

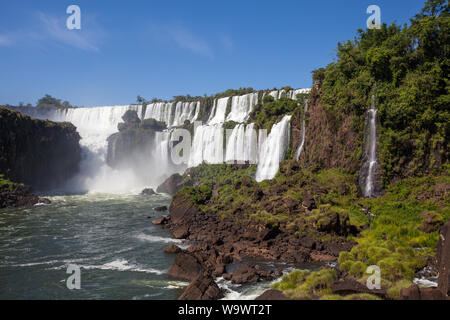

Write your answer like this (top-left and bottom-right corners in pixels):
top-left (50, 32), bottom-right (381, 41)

top-left (0, 0), bottom-right (426, 107)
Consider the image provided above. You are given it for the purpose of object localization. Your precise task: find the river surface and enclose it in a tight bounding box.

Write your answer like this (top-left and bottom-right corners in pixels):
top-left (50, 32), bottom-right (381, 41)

top-left (0, 193), bottom-right (280, 300)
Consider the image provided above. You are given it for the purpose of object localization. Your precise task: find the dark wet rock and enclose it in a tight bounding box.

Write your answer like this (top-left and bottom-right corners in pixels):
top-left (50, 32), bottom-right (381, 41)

top-left (38, 198), bottom-right (51, 205)
top-left (178, 274), bottom-right (224, 300)
top-left (0, 183), bottom-right (39, 208)
top-left (164, 245), bottom-right (182, 254)
top-left (152, 216), bottom-right (168, 225)
top-left (167, 252), bottom-right (204, 282)
top-left (400, 285), bottom-right (447, 300)
top-left (157, 173), bottom-right (188, 195)
top-left (230, 264), bottom-right (274, 284)
top-left (169, 193), bottom-right (201, 225)
top-left (255, 290), bottom-right (291, 300)
top-left (154, 206), bottom-right (168, 212)
top-left (141, 188), bottom-right (156, 196)
top-left (173, 225), bottom-right (190, 239)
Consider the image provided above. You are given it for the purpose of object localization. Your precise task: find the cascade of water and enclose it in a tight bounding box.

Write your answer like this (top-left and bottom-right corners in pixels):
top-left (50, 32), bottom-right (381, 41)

top-left (143, 102), bottom-right (174, 127)
top-left (255, 115), bottom-right (292, 182)
top-left (295, 102), bottom-right (308, 161)
top-left (360, 95), bottom-right (379, 198)
top-left (226, 93), bottom-right (258, 123)
top-left (208, 97), bottom-right (230, 125)
top-left (188, 124), bottom-right (224, 167)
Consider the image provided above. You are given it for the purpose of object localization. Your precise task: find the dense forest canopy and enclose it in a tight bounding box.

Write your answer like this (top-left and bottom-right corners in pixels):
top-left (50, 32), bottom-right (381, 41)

top-left (313, 0), bottom-right (449, 181)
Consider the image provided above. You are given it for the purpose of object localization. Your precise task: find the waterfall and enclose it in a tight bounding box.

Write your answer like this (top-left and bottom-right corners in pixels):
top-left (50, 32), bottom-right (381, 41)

top-left (143, 102), bottom-right (174, 127)
top-left (226, 93), bottom-right (258, 123)
top-left (359, 95), bottom-right (380, 198)
top-left (295, 102), bottom-right (308, 161)
top-left (225, 123), bottom-right (258, 164)
top-left (208, 97), bottom-right (230, 125)
top-left (188, 124), bottom-right (224, 167)
top-left (255, 115), bottom-right (292, 182)
top-left (22, 88), bottom-right (308, 192)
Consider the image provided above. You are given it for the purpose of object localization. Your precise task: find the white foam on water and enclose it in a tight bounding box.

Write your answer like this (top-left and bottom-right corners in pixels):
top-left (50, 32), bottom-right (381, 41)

top-left (80, 259), bottom-right (166, 275)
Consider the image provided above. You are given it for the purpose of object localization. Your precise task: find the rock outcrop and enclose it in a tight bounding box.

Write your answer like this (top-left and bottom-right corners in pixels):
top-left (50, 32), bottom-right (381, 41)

top-left (0, 107), bottom-right (81, 191)
top-left (178, 274), bottom-right (224, 300)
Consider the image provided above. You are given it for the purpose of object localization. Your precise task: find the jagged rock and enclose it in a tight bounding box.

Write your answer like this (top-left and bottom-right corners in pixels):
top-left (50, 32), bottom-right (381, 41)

top-left (141, 188), bottom-right (156, 196)
top-left (0, 183), bottom-right (40, 208)
top-left (169, 193), bottom-right (201, 225)
top-left (38, 198), bottom-right (51, 205)
top-left (152, 216), bottom-right (168, 225)
top-left (230, 264), bottom-right (273, 284)
top-left (173, 226), bottom-right (190, 239)
top-left (154, 206), bottom-right (168, 212)
top-left (178, 274), bottom-right (224, 300)
top-left (157, 174), bottom-right (186, 195)
top-left (167, 253), bottom-right (204, 282)
top-left (255, 290), bottom-right (291, 300)
top-left (164, 245), bottom-right (182, 254)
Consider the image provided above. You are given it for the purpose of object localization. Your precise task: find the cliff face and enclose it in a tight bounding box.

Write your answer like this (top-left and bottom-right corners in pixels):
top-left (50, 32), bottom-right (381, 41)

top-left (106, 110), bottom-right (166, 169)
top-left (0, 107), bottom-right (81, 191)
top-left (291, 86), bottom-right (362, 175)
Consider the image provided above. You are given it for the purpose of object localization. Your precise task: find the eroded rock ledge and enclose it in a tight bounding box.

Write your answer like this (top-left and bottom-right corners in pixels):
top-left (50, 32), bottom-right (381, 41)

top-left (161, 190), bottom-right (356, 300)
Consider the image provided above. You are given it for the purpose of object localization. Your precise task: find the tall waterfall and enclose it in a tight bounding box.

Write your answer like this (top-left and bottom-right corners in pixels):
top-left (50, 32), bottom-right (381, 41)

top-left (359, 95), bottom-right (380, 198)
top-left (295, 102), bottom-right (308, 161)
top-left (255, 115), bottom-right (292, 182)
top-left (24, 88), bottom-right (306, 192)
top-left (226, 93), bottom-right (258, 123)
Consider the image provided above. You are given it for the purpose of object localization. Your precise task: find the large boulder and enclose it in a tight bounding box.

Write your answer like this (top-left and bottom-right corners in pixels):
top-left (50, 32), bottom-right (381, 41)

top-left (178, 274), bottom-right (224, 300)
top-left (167, 252), bottom-right (204, 282)
top-left (157, 173), bottom-right (186, 195)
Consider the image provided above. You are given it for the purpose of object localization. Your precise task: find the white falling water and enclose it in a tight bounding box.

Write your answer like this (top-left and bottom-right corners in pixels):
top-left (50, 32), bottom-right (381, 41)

top-left (208, 97), bottom-right (230, 125)
top-left (295, 102), bottom-right (308, 161)
top-left (32, 89), bottom-right (308, 192)
top-left (224, 124), bottom-right (258, 164)
top-left (255, 115), bottom-right (292, 182)
top-left (51, 105), bottom-right (151, 193)
top-left (143, 102), bottom-right (174, 127)
top-left (188, 125), bottom-right (224, 167)
top-left (171, 101), bottom-right (200, 127)
top-left (361, 95), bottom-right (379, 198)
top-left (226, 93), bottom-right (259, 123)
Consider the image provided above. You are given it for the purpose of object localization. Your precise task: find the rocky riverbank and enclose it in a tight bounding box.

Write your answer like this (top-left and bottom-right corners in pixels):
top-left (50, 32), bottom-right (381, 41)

top-left (154, 172), bottom-right (358, 300)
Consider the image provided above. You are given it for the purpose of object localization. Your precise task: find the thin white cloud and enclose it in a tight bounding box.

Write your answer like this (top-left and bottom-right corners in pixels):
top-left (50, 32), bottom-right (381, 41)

top-left (37, 12), bottom-right (101, 52)
top-left (150, 24), bottom-right (214, 59)
top-left (0, 12), bottom-right (104, 52)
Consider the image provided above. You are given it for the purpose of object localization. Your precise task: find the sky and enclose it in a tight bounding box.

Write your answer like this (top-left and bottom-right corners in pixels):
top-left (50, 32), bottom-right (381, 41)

top-left (0, 0), bottom-right (426, 107)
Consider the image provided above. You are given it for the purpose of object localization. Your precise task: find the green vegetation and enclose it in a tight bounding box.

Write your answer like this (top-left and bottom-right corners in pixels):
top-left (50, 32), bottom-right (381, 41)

top-left (0, 174), bottom-right (16, 191)
top-left (272, 269), bottom-right (337, 299)
top-left (249, 98), bottom-right (302, 131)
top-left (314, 0), bottom-right (449, 182)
